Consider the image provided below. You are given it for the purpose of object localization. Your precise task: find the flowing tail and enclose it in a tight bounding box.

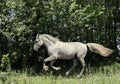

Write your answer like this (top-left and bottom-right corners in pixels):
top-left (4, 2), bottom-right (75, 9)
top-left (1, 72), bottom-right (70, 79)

top-left (86, 43), bottom-right (114, 57)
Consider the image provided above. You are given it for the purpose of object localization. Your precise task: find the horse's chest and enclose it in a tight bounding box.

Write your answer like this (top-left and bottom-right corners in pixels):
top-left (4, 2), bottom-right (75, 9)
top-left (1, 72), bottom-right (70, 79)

top-left (48, 47), bottom-right (59, 55)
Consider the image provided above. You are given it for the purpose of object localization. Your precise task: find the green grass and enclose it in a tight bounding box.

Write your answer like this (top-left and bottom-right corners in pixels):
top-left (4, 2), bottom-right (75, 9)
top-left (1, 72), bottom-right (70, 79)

top-left (0, 62), bottom-right (120, 84)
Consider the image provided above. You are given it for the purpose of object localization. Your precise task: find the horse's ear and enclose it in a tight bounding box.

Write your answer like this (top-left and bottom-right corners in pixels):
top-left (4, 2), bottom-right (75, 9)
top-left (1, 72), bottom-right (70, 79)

top-left (36, 33), bottom-right (40, 38)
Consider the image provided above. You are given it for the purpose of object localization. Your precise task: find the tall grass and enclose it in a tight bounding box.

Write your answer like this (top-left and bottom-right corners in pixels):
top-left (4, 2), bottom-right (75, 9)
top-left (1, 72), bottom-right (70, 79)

top-left (0, 62), bottom-right (120, 84)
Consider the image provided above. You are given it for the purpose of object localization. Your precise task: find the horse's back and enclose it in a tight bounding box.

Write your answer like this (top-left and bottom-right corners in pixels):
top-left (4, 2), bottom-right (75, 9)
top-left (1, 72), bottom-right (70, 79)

top-left (62, 42), bottom-right (86, 50)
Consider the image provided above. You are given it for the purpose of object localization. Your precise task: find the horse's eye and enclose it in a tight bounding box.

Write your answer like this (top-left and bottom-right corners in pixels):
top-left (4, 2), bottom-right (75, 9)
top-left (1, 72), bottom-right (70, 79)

top-left (35, 41), bottom-right (38, 43)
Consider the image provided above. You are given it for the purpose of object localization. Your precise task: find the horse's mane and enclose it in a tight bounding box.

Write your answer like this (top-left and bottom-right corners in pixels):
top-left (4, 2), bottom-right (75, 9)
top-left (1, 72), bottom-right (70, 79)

top-left (41, 34), bottom-right (60, 44)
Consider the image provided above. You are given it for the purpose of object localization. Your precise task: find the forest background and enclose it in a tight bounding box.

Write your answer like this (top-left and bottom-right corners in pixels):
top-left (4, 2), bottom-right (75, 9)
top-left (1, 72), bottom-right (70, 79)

top-left (0, 0), bottom-right (120, 72)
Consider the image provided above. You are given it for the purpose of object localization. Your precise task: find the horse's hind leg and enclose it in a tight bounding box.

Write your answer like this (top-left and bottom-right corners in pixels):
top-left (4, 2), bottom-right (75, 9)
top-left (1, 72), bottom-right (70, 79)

top-left (65, 59), bottom-right (77, 76)
top-left (77, 56), bottom-right (86, 78)
top-left (50, 60), bottom-right (61, 70)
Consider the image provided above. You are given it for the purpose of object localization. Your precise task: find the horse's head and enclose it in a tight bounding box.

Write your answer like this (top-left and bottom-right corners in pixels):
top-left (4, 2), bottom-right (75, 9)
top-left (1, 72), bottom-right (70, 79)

top-left (33, 34), bottom-right (44, 51)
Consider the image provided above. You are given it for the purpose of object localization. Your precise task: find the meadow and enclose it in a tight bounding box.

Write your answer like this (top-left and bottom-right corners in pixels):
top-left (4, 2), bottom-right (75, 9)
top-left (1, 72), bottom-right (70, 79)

top-left (0, 61), bottom-right (120, 84)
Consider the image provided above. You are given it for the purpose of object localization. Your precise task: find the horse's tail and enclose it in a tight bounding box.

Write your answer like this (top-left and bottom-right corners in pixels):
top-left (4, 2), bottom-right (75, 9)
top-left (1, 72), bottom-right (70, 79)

top-left (86, 43), bottom-right (114, 57)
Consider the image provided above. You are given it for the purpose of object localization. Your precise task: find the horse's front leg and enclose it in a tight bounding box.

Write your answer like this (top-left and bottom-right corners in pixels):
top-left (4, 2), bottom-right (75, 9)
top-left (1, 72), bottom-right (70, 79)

top-left (43, 55), bottom-right (57, 71)
top-left (65, 59), bottom-right (77, 76)
top-left (50, 60), bottom-right (61, 70)
top-left (43, 62), bottom-right (49, 71)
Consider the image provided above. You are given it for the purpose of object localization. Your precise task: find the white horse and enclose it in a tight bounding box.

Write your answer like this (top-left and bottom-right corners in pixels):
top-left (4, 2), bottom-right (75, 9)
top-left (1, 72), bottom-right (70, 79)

top-left (33, 34), bottom-right (113, 78)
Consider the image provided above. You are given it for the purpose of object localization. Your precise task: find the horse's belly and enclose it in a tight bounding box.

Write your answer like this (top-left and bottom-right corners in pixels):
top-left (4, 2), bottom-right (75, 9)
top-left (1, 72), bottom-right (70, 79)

top-left (59, 55), bottom-right (75, 60)
top-left (58, 51), bottom-right (76, 60)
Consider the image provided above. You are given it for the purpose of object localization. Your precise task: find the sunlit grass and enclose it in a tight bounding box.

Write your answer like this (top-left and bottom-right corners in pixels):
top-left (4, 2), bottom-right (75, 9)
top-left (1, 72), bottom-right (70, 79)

top-left (0, 62), bottom-right (120, 84)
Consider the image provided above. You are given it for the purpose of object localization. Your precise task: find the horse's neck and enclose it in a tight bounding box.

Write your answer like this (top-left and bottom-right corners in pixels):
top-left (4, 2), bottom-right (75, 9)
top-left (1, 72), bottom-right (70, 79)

top-left (43, 38), bottom-right (54, 48)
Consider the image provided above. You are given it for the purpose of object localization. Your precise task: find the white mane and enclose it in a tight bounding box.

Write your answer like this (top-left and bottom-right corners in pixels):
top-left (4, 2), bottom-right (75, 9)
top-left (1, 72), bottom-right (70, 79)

top-left (40, 34), bottom-right (60, 44)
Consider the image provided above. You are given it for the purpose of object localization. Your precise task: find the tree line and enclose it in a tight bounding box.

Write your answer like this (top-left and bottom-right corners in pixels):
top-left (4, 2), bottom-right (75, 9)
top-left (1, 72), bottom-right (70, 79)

top-left (0, 0), bottom-right (120, 70)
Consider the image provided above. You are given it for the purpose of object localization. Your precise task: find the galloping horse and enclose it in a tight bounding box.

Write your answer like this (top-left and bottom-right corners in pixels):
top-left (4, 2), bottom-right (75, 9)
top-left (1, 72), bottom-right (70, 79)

top-left (33, 34), bottom-right (113, 78)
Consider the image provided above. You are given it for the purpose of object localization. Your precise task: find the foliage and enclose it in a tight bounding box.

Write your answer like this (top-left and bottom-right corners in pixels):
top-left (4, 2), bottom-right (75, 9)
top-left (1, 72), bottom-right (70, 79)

top-left (0, 0), bottom-right (120, 70)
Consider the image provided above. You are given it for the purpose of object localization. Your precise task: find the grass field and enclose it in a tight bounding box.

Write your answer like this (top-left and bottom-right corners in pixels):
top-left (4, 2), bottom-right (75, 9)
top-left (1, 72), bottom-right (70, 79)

top-left (0, 62), bottom-right (120, 84)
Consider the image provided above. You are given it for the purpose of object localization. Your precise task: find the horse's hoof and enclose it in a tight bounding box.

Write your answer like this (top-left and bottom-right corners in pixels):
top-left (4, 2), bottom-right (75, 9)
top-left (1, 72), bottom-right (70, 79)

top-left (65, 72), bottom-right (69, 76)
top-left (43, 66), bottom-right (49, 71)
top-left (55, 67), bottom-right (61, 70)
top-left (77, 75), bottom-right (83, 78)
